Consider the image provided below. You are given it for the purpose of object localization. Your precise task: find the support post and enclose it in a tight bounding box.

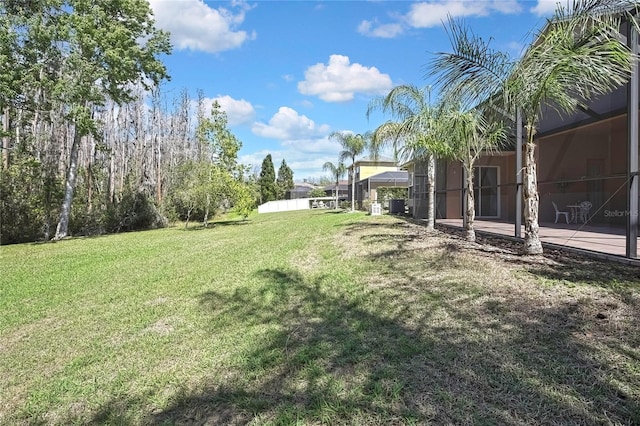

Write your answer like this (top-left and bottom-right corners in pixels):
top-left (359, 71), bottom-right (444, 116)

top-left (462, 167), bottom-right (468, 229)
top-left (627, 21), bottom-right (638, 259)
top-left (515, 108), bottom-right (523, 238)
top-left (433, 160), bottom-right (437, 225)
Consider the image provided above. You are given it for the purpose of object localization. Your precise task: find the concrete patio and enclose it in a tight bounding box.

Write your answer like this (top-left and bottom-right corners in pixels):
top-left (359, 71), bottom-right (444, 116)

top-left (436, 218), bottom-right (639, 262)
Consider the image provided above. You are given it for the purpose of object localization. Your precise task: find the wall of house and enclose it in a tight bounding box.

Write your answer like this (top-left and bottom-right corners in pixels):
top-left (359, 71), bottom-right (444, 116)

top-left (357, 164), bottom-right (398, 181)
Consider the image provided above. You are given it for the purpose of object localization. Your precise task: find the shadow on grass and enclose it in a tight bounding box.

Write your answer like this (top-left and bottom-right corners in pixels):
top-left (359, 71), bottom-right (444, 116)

top-left (520, 251), bottom-right (640, 291)
top-left (411, 219), bottom-right (640, 294)
top-left (470, 236), bottom-right (640, 296)
top-left (181, 219), bottom-right (251, 231)
top-left (145, 268), bottom-right (637, 424)
top-left (323, 209), bottom-right (350, 214)
top-left (85, 217), bottom-right (639, 425)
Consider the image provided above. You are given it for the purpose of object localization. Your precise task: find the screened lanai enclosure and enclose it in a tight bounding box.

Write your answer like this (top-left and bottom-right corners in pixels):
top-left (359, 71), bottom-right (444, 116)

top-left (412, 17), bottom-right (640, 260)
top-left (354, 171), bottom-right (409, 209)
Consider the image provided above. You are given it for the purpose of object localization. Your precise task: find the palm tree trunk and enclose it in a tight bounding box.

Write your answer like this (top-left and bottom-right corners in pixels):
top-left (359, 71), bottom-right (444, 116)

top-left (464, 167), bottom-right (476, 242)
top-left (523, 126), bottom-right (543, 254)
top-left (425, 153), bottom-right (435, 231)
top-left (351, 160), bottom-right (356, 212)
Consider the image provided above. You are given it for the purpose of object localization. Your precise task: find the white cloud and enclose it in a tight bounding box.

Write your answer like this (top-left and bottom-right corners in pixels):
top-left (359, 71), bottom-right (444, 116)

top-left (358, 20), bottom-right (405, 38)
top-left (360, 0), bottom-right (522, 38)
top-left (281, 137), bottom-right (341, 154)
top-left (297, 55), bottom-right (393, 102)
top-left (213, 95), bottom-right (255, 126)
top-left (244, 112), bottom-right (342, 179)
top-left (407, 1), bottom-right (522, 28)
top-left (530, 0), bottom-right (569, 16)
top-left (299, 99), bottom-right (314, 109)
top-left (149, 0), bottom-right (256, 53)
top-left (252, 107), bottom-right (331, 140)
top-left (190, 96), bottom-right (255, 127)
top-left (239, 145), bottom-right (340, 181)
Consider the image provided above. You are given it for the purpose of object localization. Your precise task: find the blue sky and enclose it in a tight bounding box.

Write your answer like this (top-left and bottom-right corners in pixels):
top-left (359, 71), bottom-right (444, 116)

top-left (148, 0), bottom-right (560, 181)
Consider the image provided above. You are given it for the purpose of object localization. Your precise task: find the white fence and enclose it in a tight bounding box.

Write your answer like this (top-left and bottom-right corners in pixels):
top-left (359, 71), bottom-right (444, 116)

top-left (257, 197), bottom-right (335, 214)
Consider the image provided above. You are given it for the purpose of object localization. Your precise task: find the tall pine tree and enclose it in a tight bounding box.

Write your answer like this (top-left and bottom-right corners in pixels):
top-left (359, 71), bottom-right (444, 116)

top-left (276, 159), bottom-right (294, 200)
top-left (258, 154), bottom-right (277, 203)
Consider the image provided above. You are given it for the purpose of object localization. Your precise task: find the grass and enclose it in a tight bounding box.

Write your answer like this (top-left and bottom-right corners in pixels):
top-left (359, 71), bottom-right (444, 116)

top-left (1, 209), bottom-right (639, 425)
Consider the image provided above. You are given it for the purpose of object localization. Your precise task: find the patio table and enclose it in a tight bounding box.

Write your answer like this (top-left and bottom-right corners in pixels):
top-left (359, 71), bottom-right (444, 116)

top-left (566, 204), bottom-right (581, 223)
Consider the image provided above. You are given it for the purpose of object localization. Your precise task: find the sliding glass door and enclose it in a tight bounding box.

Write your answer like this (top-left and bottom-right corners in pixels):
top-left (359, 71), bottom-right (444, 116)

top-left (473, 166), bottom-right (499, 218)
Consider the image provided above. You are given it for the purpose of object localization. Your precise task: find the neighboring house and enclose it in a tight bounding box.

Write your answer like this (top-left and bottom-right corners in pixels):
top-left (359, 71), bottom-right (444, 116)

top-left (355, 170), bottom-right (409, 208)
top-left (323, 180), bottom-right (348, 201)
top-left (347, 156), bottom-right (409, 208)
top-left (286, 182), bottom-right (317, 199)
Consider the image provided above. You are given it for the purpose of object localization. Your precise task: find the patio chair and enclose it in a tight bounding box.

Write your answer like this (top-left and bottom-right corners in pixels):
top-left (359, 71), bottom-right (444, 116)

top-left (579, 201), bottom-right (592, 223)
top-left (552, 201), bottom-right (569, 224)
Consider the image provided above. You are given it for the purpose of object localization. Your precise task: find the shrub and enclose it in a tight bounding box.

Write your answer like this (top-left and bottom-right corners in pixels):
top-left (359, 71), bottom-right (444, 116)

top-left (105, 189), bottom-right (167, 233)
top-left (308, 187), bottom-right (327, 198)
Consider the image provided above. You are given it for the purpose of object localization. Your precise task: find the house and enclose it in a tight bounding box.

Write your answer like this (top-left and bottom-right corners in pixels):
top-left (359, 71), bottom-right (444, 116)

top-left (347, 157), bottom-right (409, 209)
top-left (286, 182), bottom-right (317, 199)
top-left (356, 170), bottom-right (409, 208)
top-left (323, 180), bottom-right (348, 201)
top-left (402, 158), bottom-right (449, 219)
top-left (412, 16), bottom-right (640, 259)
top-left (436, 152), bottom-right (518, 222)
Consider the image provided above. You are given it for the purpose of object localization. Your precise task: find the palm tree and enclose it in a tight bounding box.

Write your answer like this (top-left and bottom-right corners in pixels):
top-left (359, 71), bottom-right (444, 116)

top-left (330, 131), bottom-right (369, 212)
top-left (367, 84), bottom-right (440, 231)
top-left (430, 0), bottom-right (636, 254)
top-left (322, 161), bottom-right (347, 209)
top-left (423, 106), bottom-right (506, 241)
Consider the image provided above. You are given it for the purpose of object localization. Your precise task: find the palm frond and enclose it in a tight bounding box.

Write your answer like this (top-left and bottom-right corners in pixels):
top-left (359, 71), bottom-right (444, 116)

top-left (427, 16), bottom-right (515, 110)
top-left (513, 0), bottom-right (634, 123)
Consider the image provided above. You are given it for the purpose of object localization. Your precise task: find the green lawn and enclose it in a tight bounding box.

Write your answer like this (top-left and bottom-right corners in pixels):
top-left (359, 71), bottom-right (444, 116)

top-left (1, 210), bottom-right (639, 425)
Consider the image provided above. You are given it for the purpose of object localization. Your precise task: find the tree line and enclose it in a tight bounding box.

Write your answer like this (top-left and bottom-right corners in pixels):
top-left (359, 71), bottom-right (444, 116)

top-left (0, 1), bottom-right (275, 244)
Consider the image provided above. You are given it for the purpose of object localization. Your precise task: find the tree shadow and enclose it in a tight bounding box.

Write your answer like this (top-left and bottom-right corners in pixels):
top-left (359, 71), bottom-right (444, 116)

top-left (142, 265), bottom-right (638, 424)
top-left (211, 219), bottom-right (251, 227)
top-left (422, 219), bottom-right (640, 294)
top-left (519, 252), bottom-right (640, 291)
top-left (323, 209), bottom-right (350, 215)
top-left (82, 216), bottom-right (640, 425)
top-left (181, 219), bottom-right (251, 231)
